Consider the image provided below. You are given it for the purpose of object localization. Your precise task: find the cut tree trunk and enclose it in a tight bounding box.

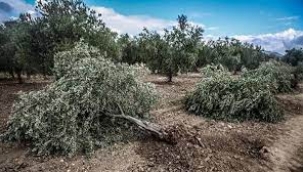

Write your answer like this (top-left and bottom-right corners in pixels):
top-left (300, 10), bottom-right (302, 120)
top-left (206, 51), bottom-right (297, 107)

top-left (107, 113), bottom-right (174, 144)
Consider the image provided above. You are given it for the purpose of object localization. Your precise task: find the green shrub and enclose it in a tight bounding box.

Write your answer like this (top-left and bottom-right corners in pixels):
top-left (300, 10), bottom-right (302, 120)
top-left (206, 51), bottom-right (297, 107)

top-left (1, 42), bottom-right (157, 156)
top-left (294, 62), bottom-right (303, 81)
top-left (185, 65), bottom-right (283, 122)
top-left (243, 61), bottom-right (296, 93)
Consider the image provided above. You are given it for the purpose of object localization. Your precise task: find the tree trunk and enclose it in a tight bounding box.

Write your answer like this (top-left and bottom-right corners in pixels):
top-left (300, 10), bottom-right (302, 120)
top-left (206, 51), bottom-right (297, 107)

top-left (26, 72), bottom-right (31, 80)
top-left (193, 67), bottom-right (199, 73)
top-left (42, 65), bottom-right (47, 80)
top-left (9, 70), bottom-right (15, 79)
top-left (292, 73), bottom-right (299, 89)
top-left (167, 72), bottom-right (173, 82)
top-left (43, 73), bottom-right (47, 80)
top-left (16, 71), bottom-right (23, 84)
top-left (42, 57), bottom-right (47, 80)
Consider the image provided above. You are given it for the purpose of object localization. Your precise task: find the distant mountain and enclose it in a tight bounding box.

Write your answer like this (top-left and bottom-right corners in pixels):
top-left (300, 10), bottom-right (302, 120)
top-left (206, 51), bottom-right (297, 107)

top-left (264, 51), bottom-right (284, 58)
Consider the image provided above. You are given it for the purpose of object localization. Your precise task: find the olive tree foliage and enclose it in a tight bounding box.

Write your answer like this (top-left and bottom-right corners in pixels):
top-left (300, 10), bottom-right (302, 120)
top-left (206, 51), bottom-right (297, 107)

top-left (1, 42), bottom-right (157, 156)
top-left (282, 48), bottom-right (303, 66)
top-left (185, 65), bottom-right (283, 122)
top-left (117, 34), bottom-right (141, 64)
top-left (0, 25), bottom-right (14, 78)
top-left (0, 14), bottom-right (32, 83)
top-left (136, 29), bottom-right (167, 73)
top-left (161, 19), bottom-right (203, 82)
top-left (294, 62), bottom-right (303, 81)
top-left (0, 13), bottom-right (54, 79)
top-left (53, 40), bottom-right (101, 79)
top-left (238, 43), bottom-right (265, 70)
top-left (28, 17), bottom-right (55, 77)
top-left (36, 0), bottom-right (101, 44)
top-left (0, 0), bottom-right (119, 80)
top-left (129, 15), bottom-right (203, 82)
top-left (243, 61), bottom-right (297, 93)
top-left (34, 0), bottom-right (119, 70)
top-left (196, 37), bottom-right (266, 72)
top-left (281, 48), bottom-right (303, 81)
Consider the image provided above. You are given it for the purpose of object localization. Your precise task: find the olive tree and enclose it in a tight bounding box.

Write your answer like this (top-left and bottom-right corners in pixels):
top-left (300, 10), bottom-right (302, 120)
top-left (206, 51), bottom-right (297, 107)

top-left (196, 37), bottom-right (265, 72)
top-left (139, 15), bottom-right (203, 82)
top-left (0, 14), bottom-right (32, 83)
top-left (282, 48), bottom-right (303, 66)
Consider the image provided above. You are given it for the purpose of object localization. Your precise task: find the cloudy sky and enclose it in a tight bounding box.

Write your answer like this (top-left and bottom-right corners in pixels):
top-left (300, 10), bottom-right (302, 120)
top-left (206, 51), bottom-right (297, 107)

top-left (1, 0), bottom-right (303, 53)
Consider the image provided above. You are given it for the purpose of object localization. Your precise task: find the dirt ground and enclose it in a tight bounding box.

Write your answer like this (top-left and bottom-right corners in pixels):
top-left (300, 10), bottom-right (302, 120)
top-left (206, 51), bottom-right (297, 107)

top-left (0, 74), bottom-right (303, 172)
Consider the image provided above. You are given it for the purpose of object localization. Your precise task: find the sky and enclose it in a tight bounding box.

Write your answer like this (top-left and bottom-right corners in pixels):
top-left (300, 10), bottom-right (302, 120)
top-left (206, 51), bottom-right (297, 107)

top-left (1, 0), bottom-right (303, 53)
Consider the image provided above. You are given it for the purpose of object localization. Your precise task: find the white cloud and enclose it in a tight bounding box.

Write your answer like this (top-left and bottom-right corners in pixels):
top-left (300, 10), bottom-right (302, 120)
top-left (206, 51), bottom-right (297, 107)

top-left (92, 6), bottom-right (176, 35)
top-left (234, 28), bottom-right (303, 53)
top-left (207, 26), bottom-right (219, 31)
top-left (92, 6), bottom-right (207, 35)
top-left (0, 0), bottom-right (35, 22)
top-left (259, 10), bottom-right (272, 17)
top-left (274, 16), bottom-right (300, 27)
top-left (276, 16), bottom-right (300, 21)
top-left (284, 22), bottom-right (292, 26)
top-left (2, 0), bottom-right (34, 13)
top-left (188, 12), bottom-right (212, 19)
top-left (0, 12), bottom-right (10, 22)
top-left (204, 34), bottom-right (218, 41)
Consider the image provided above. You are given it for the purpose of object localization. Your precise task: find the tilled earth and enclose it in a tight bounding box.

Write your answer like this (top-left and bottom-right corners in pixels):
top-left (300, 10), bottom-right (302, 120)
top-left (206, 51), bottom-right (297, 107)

top-left (0, 74), bottom-right (303, 172)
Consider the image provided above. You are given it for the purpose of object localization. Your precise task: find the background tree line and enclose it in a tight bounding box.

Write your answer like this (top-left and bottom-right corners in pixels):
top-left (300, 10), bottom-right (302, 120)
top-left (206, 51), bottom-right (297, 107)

top-left (0, 0), bottom-right (302, 83)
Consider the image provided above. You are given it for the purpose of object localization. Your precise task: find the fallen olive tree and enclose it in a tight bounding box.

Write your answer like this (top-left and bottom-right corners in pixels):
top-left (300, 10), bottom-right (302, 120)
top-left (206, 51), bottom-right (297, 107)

top-left (242, 61), bottom-right (297, 93)
top-left (185, 65), bottom-right (283, 122)
top-left (0, 42), bottom-right (170, 156)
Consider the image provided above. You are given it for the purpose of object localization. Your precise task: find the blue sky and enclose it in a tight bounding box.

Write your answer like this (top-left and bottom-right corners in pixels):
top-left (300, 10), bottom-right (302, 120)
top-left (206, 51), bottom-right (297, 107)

top-left (1, 0), bottom-right (303, 53)
top-left (85, 0), bottom-right (303, 36)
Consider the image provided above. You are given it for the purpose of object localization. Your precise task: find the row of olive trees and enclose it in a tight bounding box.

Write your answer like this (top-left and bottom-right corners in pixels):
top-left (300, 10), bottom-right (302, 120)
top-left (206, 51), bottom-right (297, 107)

top-left (197, 38), bottom-right (267, 72)
top-left (0, 0), bottom-right (118, 83)
top-left (117, 15), bottom-right (203, 82)
top-left (279, 48), bottom-right (303, 81)
top-left (0, 0), bottom-right (279, 83)
top-left (117, 17), bottom-right (271, 81)
top-left (282, 48), bottom-right (303, 66)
